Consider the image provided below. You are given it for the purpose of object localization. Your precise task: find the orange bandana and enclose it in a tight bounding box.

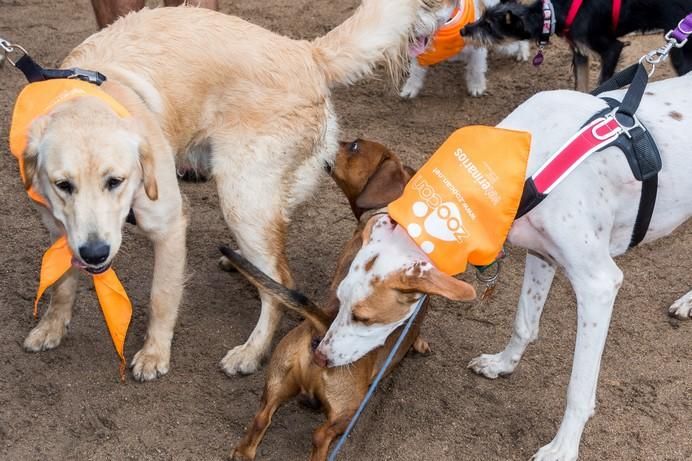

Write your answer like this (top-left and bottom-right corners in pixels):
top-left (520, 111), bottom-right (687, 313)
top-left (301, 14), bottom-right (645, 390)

top-left (9, 80), bottom-right (132, 381)
top-left (417, 0), bottom-right (476, 67)
top-left (388, 126), bottom-right (531, 275)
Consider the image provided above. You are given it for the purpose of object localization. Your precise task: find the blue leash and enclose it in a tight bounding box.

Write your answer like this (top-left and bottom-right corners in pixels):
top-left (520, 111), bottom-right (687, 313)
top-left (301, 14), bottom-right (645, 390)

top-left (327, 295), bottom-right (427, 461)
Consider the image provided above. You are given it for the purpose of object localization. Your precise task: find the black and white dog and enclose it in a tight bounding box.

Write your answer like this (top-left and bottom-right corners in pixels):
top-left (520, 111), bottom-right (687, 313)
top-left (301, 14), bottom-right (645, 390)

top-left (461, 0), bottom-right (692, 91)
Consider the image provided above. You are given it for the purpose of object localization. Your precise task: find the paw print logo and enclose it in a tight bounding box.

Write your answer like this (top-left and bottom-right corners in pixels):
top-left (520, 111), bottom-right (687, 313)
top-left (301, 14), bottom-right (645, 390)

top-left (405, 201), bottom-right (469, 254)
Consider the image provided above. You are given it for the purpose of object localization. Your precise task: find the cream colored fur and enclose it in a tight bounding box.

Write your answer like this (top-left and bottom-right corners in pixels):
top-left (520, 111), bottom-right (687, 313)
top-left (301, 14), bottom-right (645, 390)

top-left (21, 2), bottom-right (445, 380)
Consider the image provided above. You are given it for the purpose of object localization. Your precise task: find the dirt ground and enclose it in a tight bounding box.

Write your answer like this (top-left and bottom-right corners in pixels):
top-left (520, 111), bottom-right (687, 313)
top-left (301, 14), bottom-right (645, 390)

top-left (0, 1), bottom-right (690, 460)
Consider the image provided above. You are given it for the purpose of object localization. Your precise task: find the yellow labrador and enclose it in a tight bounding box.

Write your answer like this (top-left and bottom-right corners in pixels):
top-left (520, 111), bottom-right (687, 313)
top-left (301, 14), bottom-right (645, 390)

top-left (19, 2), bottom-right (451, 381)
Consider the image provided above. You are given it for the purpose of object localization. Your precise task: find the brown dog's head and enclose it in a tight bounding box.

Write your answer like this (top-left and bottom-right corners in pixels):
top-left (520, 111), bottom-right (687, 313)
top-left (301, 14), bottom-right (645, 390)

top-left (329, 139), bottom-right (415, 219)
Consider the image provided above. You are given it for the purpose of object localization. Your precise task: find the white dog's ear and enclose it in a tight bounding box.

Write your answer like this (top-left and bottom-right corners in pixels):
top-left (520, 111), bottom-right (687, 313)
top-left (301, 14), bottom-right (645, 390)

top-left (22, 115), bottom-right (51, 191)
top-left (393, 263), bottom-right (477, 302)
top-left (138, 139), bottom-right (159, 201)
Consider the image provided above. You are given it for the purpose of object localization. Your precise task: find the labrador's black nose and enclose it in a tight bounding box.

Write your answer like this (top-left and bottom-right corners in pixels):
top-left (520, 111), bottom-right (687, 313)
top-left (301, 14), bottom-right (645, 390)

top-left (79, 241), bottom-right (110, 265)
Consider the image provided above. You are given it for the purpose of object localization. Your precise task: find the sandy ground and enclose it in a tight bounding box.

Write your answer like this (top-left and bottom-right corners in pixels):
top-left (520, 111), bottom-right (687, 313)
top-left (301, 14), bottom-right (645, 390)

top-left (0, 1), bottom-right (689, 460)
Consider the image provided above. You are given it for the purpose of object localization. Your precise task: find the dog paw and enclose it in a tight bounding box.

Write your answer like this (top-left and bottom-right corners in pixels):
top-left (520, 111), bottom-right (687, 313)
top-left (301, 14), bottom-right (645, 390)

top-left (515, 41), bottom-right (530, 62)
top-left (230, 446), bottom-right (255, 461)
top-left (668, 292), bottom-right (692, 320)
top-left (466, 80), bottom-right (486, 97)
top-left (23, 321), bottom-right (67, 352)
top-left (220, 345), bottom-right (263, 376)
top-left (399, 80), bottom-right (422, 99)
top-left (532, 437), bottom-right (579, 461)
top-left (467, 353), bottom-right (515, 379)
top-left (413, 336), bottom-right (432, 354)
top-left (131, 345), bottom-right (170, 382)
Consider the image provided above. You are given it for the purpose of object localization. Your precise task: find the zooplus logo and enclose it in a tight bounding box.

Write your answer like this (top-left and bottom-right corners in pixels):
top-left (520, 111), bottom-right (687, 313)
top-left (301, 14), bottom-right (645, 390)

top-left (409, 176), bottom-right (470, 245)
top-left (411, 175), bottom-right (443, 208)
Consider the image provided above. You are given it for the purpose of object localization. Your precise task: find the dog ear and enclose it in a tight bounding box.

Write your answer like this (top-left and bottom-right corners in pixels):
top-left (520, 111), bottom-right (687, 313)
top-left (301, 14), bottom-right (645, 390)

top-left (394, 263), bottom-right (477, 302)
top-left (138, 139), bottom-right (159, 201)
top-left (355, 159), bottom-right (407, 210)
top-left (21, 115), bottom-right (52, 191)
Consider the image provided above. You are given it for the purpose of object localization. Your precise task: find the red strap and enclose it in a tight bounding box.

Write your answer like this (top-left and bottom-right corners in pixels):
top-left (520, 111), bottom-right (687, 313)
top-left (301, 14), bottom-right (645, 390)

top-left (532, 117), bottom-right (621, 194)
top-left (612, 0), bottom-right (622, 31)
top-left (564, 0), bottom-right (584, 35)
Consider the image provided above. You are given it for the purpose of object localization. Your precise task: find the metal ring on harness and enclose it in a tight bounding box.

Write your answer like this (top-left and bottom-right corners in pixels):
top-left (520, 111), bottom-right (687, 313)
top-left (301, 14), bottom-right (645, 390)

top-left (0, 39), bottom-right (28, 67)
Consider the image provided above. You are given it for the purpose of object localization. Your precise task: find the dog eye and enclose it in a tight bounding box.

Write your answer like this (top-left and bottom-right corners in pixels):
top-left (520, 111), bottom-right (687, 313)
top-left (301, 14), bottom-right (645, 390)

top-left (106, 177), bottom-right (124, 191)
top-left (55, 180), bottom-right (74, 195)
top-left (349, 141), bottom-right (359, 153)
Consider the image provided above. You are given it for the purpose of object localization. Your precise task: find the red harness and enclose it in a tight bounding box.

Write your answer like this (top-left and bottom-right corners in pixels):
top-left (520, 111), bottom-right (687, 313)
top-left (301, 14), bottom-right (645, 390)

top-left (564, 0), bottom-right (622, 36)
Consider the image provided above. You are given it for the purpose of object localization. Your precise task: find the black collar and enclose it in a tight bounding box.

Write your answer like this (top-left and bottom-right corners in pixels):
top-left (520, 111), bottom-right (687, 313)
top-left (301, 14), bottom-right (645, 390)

top-left (14, 52), bottom-right (106, 85)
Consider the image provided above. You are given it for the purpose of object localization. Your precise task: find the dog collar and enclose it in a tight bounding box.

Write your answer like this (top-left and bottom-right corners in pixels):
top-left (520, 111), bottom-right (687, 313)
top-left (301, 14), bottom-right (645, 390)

top-left (534, 0), bottom-right (556, 66)
top-left (9, 79), bottom-right (133, 381)
top-left (416, 0), bottom-right (475, 67)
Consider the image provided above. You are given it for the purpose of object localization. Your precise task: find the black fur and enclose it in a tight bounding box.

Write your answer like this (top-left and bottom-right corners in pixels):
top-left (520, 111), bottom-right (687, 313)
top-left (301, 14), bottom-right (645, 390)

top-left (462, 0), bottom-right (692, 90)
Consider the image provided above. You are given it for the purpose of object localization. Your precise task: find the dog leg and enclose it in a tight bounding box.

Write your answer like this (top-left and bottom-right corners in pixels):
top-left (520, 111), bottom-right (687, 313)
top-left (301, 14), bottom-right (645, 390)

top-left (468, 252), bottom-right (556, 378)
top-left (310, 412), bottom-right (353, 461)
top-left (572, 50), bottom-right (590, 93)
top-left (461, 45), bottom-right (488, 97)
top-left (596, 40), bottom-right (625, 84)
top-left (533, 254), bottom-right (623, 461)
top-left (669, 290), bottom-right (692, 319)
top-left (413, 336), bottom-right (431, 354)
top-left (214, 151), bottom-right (294, 375)
top-left (400, 59), bottom-right (428, 99)
top-left (24, 268), bottom-right (78, 352)
top-left (131, 213), bottom-right (187, 382)
top-left (232, 377), bottom-right (299, 461)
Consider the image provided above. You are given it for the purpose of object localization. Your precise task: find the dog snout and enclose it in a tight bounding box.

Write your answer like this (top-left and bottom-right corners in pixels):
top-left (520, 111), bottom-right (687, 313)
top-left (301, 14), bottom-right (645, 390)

top-left (313, 348), bottom-right (329, 368)
top-left (78, 239), bottom-right (111, 266)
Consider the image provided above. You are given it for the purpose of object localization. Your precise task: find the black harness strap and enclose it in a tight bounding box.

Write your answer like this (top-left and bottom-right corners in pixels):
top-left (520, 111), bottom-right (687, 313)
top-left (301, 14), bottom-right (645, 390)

top-left (15, 53), bottom-right (107, 85)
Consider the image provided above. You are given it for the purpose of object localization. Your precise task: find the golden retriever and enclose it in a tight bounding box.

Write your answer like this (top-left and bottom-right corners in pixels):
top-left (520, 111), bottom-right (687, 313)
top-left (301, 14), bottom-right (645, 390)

top-left (19, 1), bottom-right (451, 381)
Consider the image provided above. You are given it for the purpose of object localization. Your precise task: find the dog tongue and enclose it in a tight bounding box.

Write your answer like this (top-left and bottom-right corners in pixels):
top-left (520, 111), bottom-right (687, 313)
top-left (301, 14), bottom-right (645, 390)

top-left (71, 256), bottom-right (87, 270)
top-left (409, 37), bottom-right (429, 57)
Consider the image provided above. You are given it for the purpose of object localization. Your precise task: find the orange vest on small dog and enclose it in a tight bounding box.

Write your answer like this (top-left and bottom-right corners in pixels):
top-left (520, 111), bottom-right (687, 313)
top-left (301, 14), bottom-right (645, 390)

top-left (388, 126), bottom-right (531, 275)
top-left (417, 0), bottom-right (476, 67)
top-left (10, 80), bottom-right (132, 381)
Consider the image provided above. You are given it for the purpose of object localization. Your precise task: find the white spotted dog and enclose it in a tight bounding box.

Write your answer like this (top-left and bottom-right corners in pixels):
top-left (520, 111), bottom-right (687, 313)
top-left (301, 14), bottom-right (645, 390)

top-left (317, 72), bottom-right (692, 460)
top-left (400, 0), bottom-right (530, 98)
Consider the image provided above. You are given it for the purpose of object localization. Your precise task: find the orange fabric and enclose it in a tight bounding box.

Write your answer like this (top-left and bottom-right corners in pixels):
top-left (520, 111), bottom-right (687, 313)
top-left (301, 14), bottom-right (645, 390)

top-left (388, 126), bottom-right (531, 275)
top-left (10, 80), bottom-right (132, 380)
top-left (417, 0), bottom-right (475, 67)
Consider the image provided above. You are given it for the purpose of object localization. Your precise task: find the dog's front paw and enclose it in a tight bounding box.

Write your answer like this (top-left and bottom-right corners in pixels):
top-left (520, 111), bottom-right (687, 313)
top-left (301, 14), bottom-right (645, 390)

top-left (467, 352), bottom-right (516, 379)
top-left (668, 292), bottom-right (692, 319)
top-left (532, 437), bottom-right (579, 461)
top-left (466, 80), bottom-right (486, 97)
top-left (399, 78), bottom-right (423, 99)
top-left (230, 446), bottom-right (255, 461)
top-left (23, 321), bottom-right (68, 352)
top-left (131, 344), bottom-right (170, 381)
top-left (220, 345), bottom-right (263, 376)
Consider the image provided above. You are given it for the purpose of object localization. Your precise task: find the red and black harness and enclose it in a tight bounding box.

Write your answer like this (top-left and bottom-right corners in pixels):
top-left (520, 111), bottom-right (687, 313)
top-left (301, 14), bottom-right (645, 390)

top-left (515, 63), bottom-right (661, 248)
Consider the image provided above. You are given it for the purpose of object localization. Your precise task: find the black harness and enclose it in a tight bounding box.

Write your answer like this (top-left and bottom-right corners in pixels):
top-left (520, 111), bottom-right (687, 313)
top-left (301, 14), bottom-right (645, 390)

top-left (516, 63), bottom-right (661, 248)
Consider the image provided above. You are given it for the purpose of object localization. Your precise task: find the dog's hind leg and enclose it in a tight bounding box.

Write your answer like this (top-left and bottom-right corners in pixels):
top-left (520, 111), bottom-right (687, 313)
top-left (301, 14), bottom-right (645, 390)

top-left (534, 250), bottom-right (623, 461)
top-left (572, 49), bottom-right (590, 92)
top-left (468, 252), bottom-right (556, 378)
top-left (310, 412), bottom-right (354, 461)
top-left (595, 40), bottom-right (625, 84)
top-left (669, 290), bottom-right (692, 319)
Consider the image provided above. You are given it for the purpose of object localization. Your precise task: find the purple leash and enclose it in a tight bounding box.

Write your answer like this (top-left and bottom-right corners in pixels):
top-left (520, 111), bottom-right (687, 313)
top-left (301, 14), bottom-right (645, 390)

top-left (639, 12), bottom-right (692, 76)
top-left (669, 12), bottom-right (692, 45)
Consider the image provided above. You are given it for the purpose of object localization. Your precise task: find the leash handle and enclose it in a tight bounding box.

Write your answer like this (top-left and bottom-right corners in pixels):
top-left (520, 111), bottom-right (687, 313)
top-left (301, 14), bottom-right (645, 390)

top-left (327, 296), bottom-right (427, 461)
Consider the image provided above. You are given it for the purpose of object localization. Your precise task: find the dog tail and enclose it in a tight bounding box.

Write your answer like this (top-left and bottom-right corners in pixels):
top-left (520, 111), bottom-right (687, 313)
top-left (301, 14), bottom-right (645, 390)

top-left (219, 245), bottom-right (330, 334)
top-left (311, 0), bottom-right (423, 87)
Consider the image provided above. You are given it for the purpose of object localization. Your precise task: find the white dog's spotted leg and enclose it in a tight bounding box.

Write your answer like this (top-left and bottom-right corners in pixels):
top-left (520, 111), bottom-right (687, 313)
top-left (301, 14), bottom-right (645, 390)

top-left (131, 214), bottom-right (187, 382)
top-left (533, 255), bottom-right (623, 461)
top-left (24, 268), bottom-right (78, 352)
top-left (400, 59), bottom-right (428, 99)
top-left (668, 290), bottom-right (692, 319)
top-left (460, 45), bottom-right (487, 97)
top-left (468, 252), bottom-right (556, 378)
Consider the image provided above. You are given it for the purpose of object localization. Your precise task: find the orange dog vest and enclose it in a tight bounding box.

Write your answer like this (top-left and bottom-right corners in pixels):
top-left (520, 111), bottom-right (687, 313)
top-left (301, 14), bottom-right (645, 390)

top-left (388, 126), bottom-right (531, 275)
top-left (9, 80), bottom-right (132, 381)
top-left (417, 0), bottom-right (476, 67)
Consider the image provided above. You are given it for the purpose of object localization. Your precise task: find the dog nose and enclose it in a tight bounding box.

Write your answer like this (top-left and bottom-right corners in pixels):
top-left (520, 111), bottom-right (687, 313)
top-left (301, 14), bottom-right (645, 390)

top-left (313, 349), bottom-right (329, 368)
top-left (78, 241), bottom-right (110, 265)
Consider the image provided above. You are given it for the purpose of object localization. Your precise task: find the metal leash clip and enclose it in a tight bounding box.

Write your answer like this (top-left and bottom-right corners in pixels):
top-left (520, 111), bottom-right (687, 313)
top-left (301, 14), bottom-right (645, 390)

top-left (474, 248), bottom-right (506, 307)
top-left (639, 17), bottom-right (690, 77)
top-left (0, 37), bottom-right (28, 68)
